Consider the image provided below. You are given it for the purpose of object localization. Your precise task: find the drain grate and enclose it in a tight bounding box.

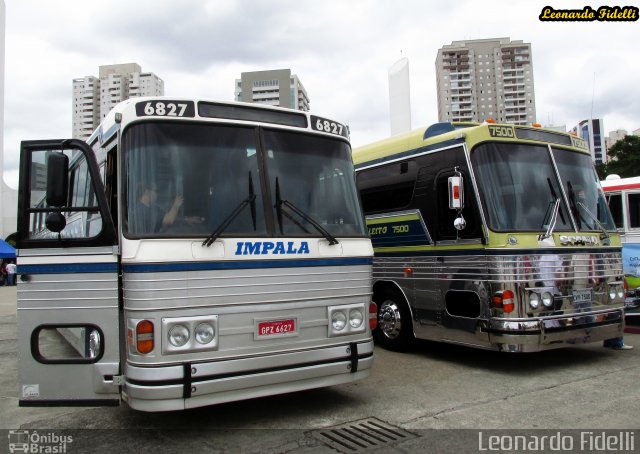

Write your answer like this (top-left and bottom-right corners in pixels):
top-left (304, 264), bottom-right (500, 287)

top-left (309, 417), bottom-right (418, 453)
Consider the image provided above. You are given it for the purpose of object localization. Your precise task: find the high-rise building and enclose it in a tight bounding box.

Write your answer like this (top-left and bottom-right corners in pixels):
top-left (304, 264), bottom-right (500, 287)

top-left (234, 69), bottom-right (310, 111)
top-left (606, 129), bottom-right (628, 155)
top-left (571, 119), bottom-right (606, 164)
top-left (436, 38), bottom-right (537, 125)
top-left (72, 63), bottom-right (164, 140)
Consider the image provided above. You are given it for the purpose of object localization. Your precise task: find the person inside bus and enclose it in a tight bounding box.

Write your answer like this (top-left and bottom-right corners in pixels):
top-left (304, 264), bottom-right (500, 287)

top-left (137, 183), bottom-right (185, 233)
top-left (137, 183), bottom-right (204, 234)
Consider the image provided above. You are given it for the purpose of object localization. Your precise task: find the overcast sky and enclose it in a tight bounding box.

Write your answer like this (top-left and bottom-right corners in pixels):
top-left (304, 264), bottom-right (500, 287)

top-left (2, 0), bottom-right (639, 188)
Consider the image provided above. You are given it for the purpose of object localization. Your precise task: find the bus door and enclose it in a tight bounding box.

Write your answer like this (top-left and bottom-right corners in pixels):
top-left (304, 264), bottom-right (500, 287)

top-left (16, 139), bottom-right (120, 406)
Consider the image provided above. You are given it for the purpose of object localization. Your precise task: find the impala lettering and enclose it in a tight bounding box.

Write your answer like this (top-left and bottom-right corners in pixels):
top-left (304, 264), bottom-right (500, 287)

top-left (235, 241), bottom-right (310, 255)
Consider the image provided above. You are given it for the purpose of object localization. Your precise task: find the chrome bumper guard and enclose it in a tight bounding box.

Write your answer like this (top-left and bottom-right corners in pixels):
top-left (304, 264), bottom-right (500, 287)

top-left (123, 340), bottom-right (374, 411)
top-left (484, 309), bottom-right (624, 352)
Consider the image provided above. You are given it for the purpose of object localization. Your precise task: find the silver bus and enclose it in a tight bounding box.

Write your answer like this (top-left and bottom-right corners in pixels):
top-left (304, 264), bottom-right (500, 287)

top-left (16, 98), bottom-right (375, 411)
top-left (354, 121), bottom-right (624, 352)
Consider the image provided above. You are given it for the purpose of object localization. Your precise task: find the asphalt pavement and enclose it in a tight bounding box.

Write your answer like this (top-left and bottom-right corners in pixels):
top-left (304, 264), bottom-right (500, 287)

top-left (1, 285), bottom-right (638, 453)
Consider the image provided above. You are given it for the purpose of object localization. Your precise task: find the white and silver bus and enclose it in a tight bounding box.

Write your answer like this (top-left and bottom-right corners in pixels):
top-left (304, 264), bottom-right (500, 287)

top-left (601, 175), bottom-right (640, 318)
top-left (16, 98), bottom-right (375, 411)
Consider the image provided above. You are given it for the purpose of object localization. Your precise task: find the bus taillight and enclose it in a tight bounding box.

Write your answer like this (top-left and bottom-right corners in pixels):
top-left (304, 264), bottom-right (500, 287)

top-left (369, 301), bottom-right (377, 330)
top-left (136, 320), bottom-right (154, 354)
top-left (492, 290), bottom-right (515, 313)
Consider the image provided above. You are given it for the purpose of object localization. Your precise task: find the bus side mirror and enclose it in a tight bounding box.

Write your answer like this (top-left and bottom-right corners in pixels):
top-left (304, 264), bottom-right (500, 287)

top-left (448, 175), bottom-right (464, 210)
top-left (46, 153), bottom-right (69, 207)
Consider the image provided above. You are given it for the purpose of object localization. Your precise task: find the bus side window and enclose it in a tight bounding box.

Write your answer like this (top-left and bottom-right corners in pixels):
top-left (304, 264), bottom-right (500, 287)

top-left (606, 193), bottom-right (624, 229)
top-left (357, 160), bottom-right (417, 214)
top-left (628, 193), bottom-right (640, 229)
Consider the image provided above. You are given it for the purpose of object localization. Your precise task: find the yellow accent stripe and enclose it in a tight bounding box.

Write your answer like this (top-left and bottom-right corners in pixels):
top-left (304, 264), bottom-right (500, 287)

top-left (366, 214), bottom-right (420, 225)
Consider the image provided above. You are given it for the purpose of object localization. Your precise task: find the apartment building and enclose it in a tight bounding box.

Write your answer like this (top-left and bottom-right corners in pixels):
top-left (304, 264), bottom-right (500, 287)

top-left (72, 63), bottom-right (164, 140)
top-left (572, 119), bottom-right (607, 164)
top-left (436, 38), bottom-right (537, 125)
top-left (234, 69), bottom-right (310, 111)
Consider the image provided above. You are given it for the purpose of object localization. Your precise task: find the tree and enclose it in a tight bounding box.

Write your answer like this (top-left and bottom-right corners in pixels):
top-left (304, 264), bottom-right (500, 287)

top-left (605, 135), bottom-right (640, 178)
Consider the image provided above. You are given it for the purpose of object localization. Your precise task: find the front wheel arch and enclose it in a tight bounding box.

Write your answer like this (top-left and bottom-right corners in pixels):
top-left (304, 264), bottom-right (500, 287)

top-left (372, 282), bottom-right (415, 351)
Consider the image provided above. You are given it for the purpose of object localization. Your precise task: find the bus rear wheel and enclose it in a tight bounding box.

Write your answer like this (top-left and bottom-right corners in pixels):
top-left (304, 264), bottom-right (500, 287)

top-left (373, 288), bottom-right (414, 351)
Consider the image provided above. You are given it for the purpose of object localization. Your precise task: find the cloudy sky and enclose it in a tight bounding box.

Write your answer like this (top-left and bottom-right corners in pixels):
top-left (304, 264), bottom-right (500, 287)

top-left (2, 0), bottom-right (639, 188)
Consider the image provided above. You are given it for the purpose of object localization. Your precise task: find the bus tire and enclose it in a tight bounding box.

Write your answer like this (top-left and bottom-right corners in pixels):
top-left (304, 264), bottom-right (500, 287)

top-left (373, 288), bottom-right (414, 351)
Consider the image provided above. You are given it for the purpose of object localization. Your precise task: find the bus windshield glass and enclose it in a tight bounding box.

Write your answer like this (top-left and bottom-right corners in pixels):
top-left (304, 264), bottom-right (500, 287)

top-left (551, 148), bottom-right (616, 232)
top-left (123, 122), bottom-right (366, 238)
top-left (264, 129), bottom-right (366, 237)
top-left (472, 142), bottom-right (573, 232)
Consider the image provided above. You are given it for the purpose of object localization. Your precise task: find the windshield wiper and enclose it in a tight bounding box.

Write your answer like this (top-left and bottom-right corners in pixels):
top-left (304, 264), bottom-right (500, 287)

top-left (202, 172), bottom-right (256, 247)
top-left (540, 198), bottom-right (561, 240)
top-left (274, 177), bottom-right (339, 246)
top-left (577, 201), bottom-right (611, 245)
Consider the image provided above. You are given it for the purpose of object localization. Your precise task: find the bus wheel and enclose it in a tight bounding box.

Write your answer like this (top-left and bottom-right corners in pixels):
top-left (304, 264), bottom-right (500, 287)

top-left (374, 289), bottom-right (414, 351)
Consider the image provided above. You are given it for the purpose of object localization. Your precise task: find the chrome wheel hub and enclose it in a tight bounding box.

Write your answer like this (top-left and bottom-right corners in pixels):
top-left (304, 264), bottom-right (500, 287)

top-left (378, 300), bottom-right (402, 339)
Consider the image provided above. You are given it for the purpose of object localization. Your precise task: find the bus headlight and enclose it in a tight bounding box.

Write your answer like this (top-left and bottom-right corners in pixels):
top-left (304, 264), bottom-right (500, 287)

top-left (331, 311), bottom-right (347, 331)
top-left (168, 324), bottom-right (190, 347)
top-left (618, 289), bottom-right (625, 299)
top-left (542, 292), bottom-right (553, 308)
top-left (162, 315), bottom-right (219, 354)
top-left (195, 323), bottom-right (215, 345)
top-left (328, 304), bottom-right (368, 337)
top-left (349, 309), bottom-right (364, 329)
top-left (529, 292), bottom-right (540, 309)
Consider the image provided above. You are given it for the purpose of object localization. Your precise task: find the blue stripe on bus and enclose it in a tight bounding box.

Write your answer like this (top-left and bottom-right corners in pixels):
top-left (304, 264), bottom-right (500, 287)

top-left (17, 263), bottom-right (119, 274)
top-left (123, 257), bottom-right (372, 273)
top-left (354, 137), bottom-right (465, 170)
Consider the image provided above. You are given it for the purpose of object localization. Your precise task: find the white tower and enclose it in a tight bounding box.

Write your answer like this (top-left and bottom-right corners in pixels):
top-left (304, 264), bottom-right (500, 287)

top-left (0, 0), bottom-right (18, 239)
top-left (388, 57), bottom-right (412, 136)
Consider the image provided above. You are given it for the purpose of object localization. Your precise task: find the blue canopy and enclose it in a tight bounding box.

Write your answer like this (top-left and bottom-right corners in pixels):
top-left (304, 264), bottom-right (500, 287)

top-left (0, 240), bottom-right (16, 259)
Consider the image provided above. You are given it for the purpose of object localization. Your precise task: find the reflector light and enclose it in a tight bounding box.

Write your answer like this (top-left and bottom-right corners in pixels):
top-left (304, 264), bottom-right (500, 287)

top-left (453, 186), bottom-right (460, 200)
top-left (369, 301), bottom-right (378, 330)
top-left (502, 290), bottom-right (515, 313)
top-left (136, 320), bottom-right (154, 354)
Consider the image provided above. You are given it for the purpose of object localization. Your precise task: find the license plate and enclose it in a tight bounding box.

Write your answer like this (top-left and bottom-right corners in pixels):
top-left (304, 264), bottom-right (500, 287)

top-left (572, 289), bottom-right (592, 305)
top-left (257, 319), bottom-right (296, 337)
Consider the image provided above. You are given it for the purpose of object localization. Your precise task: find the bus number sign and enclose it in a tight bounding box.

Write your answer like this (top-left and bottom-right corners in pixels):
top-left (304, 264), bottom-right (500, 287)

top-left (136, 100), bottom-right (196, 118)
top-left (310, 115), bottom-right (349, 138)
top-left (488, 125), bottom-right (515, 138)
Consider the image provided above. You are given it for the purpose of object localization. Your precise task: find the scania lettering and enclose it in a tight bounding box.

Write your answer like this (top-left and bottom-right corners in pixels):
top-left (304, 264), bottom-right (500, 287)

top-left (16, 97), bottom-right (374, 411)
top-left (354, 121), bottom-right (624, 352)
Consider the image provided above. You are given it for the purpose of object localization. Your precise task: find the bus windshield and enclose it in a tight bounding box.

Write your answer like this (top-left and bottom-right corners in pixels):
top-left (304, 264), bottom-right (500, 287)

top-left (551, 147), bottom-right (616, 232)
top-left (123, 122), bottom-right (366, 238)
top-left (472, 143), bottom-right (616, 233)
top-left (472, 142), bottom-right (573, 232)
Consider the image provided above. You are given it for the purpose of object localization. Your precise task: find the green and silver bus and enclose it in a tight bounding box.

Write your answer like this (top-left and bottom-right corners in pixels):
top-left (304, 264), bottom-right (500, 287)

top-left (354, 121), bottom-right (624, 352)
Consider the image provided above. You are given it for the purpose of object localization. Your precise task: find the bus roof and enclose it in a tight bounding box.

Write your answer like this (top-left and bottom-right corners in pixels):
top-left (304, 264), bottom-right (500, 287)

top-left (601, 175), bottom-right (640, 191)
top-left (352, 121), bottom-right (589, 167)
top-left (88, 97), bottom-right (349, 147)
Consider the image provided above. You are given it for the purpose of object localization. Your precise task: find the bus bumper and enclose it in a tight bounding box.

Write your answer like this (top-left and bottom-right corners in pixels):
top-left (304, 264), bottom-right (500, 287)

top-left (122, 339), bottom-right (374, 412)
top-left (484, 309), bottom-right (624, 353)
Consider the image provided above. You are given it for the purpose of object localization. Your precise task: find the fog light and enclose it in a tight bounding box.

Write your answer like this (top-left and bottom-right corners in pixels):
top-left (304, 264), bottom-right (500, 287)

top-left (194, 322), bottom-right (215, 344)
top-left (331, 311), bottom-right (347, 331)
top-left (349, 309), bottom-right (364, 329)
top-left (529, 292), bottom-right (540, 309)
top-left (168, 324), bottom-right (190, 347)
top-left (542, 292), bottom-right (553, 308)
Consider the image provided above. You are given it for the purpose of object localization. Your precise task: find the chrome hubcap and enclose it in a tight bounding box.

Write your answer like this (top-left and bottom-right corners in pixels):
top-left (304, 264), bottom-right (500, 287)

top-left (378, 300), bottom-right (402, 339)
